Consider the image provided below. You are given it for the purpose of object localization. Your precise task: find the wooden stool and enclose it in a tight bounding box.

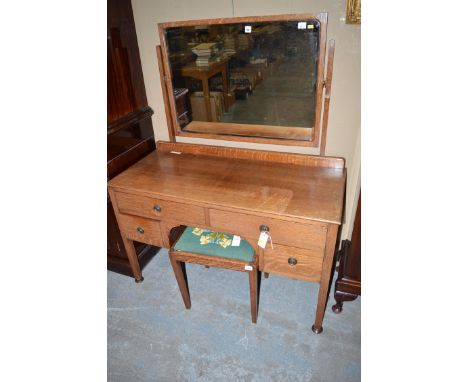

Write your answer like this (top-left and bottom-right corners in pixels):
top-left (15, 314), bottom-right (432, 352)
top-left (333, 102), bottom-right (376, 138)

top-left (169, 226), bottom-right (259, 323)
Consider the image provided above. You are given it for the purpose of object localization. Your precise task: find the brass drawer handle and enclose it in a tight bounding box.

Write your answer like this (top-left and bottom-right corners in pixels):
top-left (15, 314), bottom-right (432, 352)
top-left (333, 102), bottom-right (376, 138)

top-left (137, 226), bottom-right (145, 234)
top-left (153, 204), bottom-right (162, 212)
top-left (288, 257), bottom-right (298, 266)
top-left (259, 224), bottom-right (269, 232)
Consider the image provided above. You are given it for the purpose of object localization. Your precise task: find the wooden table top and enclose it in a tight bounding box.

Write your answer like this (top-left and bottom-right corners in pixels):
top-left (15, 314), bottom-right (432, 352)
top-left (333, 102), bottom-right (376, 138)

top-left (108, 150), bottom-right (346, 225)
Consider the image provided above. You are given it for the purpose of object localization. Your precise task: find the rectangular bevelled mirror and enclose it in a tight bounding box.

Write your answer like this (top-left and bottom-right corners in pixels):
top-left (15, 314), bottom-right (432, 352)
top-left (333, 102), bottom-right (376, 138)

top-left (158, 13), bottom-right (328, 146)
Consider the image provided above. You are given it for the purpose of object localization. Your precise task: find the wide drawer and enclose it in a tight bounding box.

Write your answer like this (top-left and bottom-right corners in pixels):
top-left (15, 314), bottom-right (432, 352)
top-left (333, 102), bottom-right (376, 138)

top-left (114, 192), bottom-right (206, 226)
top-left (118, 213), bottom-right (163, 247)
top-left (262, 244), bottom-right (323, 282)
top-left (209, 209), bottom-right (327, 250)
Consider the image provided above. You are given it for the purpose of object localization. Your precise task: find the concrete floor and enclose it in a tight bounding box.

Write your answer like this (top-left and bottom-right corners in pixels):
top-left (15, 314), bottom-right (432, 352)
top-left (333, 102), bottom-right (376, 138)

top-left (221, 55), bottom-right (316, 127)
top-left (108, 249), bottom-right (360, 381)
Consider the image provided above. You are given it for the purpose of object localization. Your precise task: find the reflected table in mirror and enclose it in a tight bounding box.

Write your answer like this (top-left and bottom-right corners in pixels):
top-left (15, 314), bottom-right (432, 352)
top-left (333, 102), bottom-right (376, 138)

top-left (181, 57), bottom-right (231, 122)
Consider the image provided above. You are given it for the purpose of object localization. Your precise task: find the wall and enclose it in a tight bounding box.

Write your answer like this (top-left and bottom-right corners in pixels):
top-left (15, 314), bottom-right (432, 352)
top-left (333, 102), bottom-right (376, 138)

top-left (131, 0), bottom-right (360, 240)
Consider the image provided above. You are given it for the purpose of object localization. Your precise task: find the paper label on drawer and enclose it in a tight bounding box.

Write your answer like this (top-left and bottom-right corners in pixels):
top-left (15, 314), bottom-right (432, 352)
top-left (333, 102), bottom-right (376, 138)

top-left (232, 235), bottom-right (241, 246)
top-left (258, 231), bottom-right (269, 249)
top-left (244, 265), bottom-right (253, 271)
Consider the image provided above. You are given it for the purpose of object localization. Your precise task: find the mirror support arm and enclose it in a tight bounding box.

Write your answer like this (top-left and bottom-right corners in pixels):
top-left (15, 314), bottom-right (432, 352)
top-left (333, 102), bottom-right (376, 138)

top-left (156, 44), bottom-right (176, 142)
top-left (320, 39), bottom-right (336, 156)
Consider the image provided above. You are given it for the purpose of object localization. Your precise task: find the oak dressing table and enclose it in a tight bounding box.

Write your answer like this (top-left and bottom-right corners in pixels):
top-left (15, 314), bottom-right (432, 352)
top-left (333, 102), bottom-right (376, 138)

top-left (108, 141), bottom-right (345, 333)
top-left (108, 13), bottom-right (345, 333)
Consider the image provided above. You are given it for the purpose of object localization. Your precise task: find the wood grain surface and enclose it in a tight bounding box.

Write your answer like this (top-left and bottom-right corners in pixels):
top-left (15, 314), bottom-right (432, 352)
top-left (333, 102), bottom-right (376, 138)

top-left (209, 209), bottom-right (327, 249)
top-left (109, 144), bottom-right (346, 224)
top-left (183, 121), bottom-right (312, 141)
top-left (115, 191), bottom-right (206, 226)
top-left (157, 141), bottom-right (344, 168)
top-left (117, 213), bottom-right (163, 247)
top-left (261, 243), bottom-right (323, 282)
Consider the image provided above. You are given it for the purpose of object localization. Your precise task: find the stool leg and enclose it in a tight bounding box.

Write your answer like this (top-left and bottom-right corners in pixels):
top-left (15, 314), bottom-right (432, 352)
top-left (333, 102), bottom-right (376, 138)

top-left (264, 272), bottom-right (269, 279)
top-left (248, 268), bottom-right (258, 324)
top-left (169, 255), bottom-right (191, 309)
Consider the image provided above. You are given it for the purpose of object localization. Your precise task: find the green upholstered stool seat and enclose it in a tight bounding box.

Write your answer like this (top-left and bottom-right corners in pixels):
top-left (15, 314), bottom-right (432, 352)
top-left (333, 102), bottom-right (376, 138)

top-left (173, 226), bottom-right (255, 263)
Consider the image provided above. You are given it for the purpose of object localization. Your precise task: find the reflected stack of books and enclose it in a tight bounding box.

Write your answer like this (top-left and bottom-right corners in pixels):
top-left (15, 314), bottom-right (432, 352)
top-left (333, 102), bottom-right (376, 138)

top-left (192, 43), bottom-right (218, 66)
top-left (223, 35), bottom-right (236, 56)
top-left (237, 34), bottom-right (252, 50)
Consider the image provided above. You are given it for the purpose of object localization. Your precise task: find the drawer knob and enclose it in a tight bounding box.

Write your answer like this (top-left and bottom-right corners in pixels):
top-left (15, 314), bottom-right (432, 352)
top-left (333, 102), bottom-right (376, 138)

top-left (153, 204), bottom-right (162, 212)
top-left (137, 226), bottom-right (145, 234)
top-left (259, 224), bottom-right (270, 232)
top-left (288, 257), bottom-right (298, 266)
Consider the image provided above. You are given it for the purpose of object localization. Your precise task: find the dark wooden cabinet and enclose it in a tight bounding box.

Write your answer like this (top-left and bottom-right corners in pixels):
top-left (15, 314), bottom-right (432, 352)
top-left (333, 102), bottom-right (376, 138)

top-left (107, 0), bottom-right (159, 277)
top-left (332, 192), bottom-right (361, 313)
top-left (173, 88), bottom-right (190, 128)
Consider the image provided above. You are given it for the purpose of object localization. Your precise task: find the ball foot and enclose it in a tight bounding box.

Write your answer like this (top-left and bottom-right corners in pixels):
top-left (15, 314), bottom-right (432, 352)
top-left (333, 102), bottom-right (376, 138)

top-left (311, 324), bottom-right (323, 334)
top-left (135, 276), bottom-right (144, 283)
top-left (332, 302), bottom-right (343, 314)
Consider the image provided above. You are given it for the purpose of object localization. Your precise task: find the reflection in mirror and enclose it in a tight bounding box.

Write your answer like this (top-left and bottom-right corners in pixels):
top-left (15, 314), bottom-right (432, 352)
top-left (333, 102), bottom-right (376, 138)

top-left (163, 18), bottom-right (321, 141)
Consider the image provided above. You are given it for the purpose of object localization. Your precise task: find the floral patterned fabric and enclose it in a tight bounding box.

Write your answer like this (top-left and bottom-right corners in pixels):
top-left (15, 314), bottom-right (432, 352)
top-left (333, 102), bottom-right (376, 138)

top-left (192, 227), bottom-right (232, 248)
top-left (172, 226), bottom-right (255, 262)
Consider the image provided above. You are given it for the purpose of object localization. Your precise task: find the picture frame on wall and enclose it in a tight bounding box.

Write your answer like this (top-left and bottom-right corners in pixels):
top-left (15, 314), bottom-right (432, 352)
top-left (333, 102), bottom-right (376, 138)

top-left (346, 0), bottom-right (361, 24)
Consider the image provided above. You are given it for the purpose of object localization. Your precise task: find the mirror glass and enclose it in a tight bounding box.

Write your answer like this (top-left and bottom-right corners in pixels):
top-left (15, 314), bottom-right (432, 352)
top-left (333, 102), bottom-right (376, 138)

top-left (163, 18), bottom-right (321, 141)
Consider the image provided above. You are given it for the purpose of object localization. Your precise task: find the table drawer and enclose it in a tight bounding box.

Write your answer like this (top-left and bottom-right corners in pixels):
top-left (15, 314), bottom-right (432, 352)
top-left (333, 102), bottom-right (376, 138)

top-left (118, 213), bottom-right (163, 247)
top-left (115, 192), bottom-right (206, 226)
top-left (209, 209), bottom-right (327, 250)
top-left (262, 244), bottom-right (323, 282)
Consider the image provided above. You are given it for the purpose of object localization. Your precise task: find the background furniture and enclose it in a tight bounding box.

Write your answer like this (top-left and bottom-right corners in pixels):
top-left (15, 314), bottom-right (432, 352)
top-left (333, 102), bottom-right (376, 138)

top-left (169, 226), bottom-right (259, 323)
top-left (332, 192), bottom-right (361, 312)
top-left (108, 141), bottom-right (346, 333)
top-left (173, 88), bottom-right (190, 128)
top-left (107, 0), bottom-right (159, 277)
top-left (181, 58), bottom-right (230, 121)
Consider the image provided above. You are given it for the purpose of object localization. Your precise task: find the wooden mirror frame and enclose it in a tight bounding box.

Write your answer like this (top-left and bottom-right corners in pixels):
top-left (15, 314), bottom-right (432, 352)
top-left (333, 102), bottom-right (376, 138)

top-left (157, 13), bottom-right (329, 147)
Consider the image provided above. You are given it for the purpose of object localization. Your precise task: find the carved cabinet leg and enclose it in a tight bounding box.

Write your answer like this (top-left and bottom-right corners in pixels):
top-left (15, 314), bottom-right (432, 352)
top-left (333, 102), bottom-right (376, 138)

top-left (332, 301), bottom-right (343, 314)
top-left (332, 290), bottom-right (358, 314)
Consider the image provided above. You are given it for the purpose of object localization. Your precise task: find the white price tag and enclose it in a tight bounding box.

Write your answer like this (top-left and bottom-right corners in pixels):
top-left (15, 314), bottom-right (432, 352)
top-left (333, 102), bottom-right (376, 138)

top-left (258, 231), bottom-right (269, 248)
top-left (244, 265), bottom-right (253, 271)
top-left (245, 25), bottom-right (252, 33)
top-left (232, 235), bottom-right (241, 246)
top-left (298, 22), bottom-right (307, 30)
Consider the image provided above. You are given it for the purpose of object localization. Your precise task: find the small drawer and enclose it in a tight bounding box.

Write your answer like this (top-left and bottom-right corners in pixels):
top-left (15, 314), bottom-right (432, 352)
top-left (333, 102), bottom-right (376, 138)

top-left (118, 213), bottom-right (163, 247)
top-left (209, 209), bottom-right (327, 250)
top-left (115, 192), bottom-right (206, 226)
top-left (262, 244), bottom-right (323, 282)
